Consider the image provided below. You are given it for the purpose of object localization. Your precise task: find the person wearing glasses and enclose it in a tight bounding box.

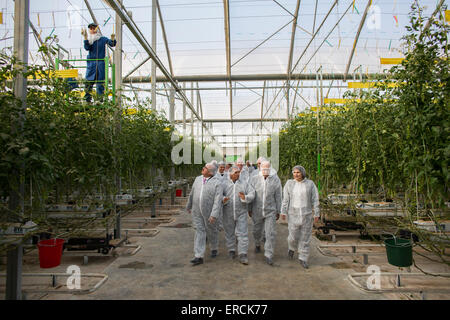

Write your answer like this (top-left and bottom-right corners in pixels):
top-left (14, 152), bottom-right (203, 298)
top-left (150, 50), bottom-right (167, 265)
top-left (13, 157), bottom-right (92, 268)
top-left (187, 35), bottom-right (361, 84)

top-left (280, 165), bottom-right (320, 269)
top-left (186, 163), bottom-right (223, 266)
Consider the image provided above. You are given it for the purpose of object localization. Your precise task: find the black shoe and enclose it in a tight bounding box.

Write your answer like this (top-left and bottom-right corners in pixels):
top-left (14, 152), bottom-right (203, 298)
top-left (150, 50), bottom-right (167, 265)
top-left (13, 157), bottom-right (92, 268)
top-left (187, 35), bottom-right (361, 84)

top-left (191, 257), bottom-right (203, 266)
top-left (239, 254), bottom-right (248, 265)
top-left (211, 250), bottom-right (218, 258)
top-left (265, 257), bottom-right (274, 266)
top-left (255, 245), bottom-right (261, 253)
top-left (229, 250), bottom-right (236, 259)
top-left (299, 259), bottom-right (309, 269)
top-left (288, 250), bottom-right (294, 260)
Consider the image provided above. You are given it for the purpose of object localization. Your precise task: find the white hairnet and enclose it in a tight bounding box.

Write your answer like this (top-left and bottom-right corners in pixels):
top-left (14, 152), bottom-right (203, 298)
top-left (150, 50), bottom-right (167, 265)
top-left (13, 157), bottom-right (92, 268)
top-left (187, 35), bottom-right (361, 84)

top-left (257, 157), bottom-right (266, 163)
top-left (229, 165), bottom-right (241, 174)
top-left (292, 165), bottom-right (307, 178)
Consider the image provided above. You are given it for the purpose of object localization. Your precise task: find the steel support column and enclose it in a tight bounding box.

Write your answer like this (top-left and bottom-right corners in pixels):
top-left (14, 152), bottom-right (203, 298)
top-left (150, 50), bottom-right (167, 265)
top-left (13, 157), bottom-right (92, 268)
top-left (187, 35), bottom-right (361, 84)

top-left (182, 83), bottom-right (186, 134)
top-left (114, 4), bottom-right (123, 106)
top-left (169, 87), bottom-right (175, 123)
top-left (113, 0), bottom-right (124, 240)
top-left (223, 0), bottom-right (233, 127)
top-left (6, 0), bottom-right (29, 301)
top-left (286, 0), bottom-right (301, 119)
top-left (151, 0), bottom-right (157, 111)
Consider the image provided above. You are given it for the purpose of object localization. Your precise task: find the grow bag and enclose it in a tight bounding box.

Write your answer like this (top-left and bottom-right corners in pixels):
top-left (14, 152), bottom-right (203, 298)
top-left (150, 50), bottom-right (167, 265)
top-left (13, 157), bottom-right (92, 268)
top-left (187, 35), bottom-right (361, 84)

top-left (384, 237), bottom-right (412, 267)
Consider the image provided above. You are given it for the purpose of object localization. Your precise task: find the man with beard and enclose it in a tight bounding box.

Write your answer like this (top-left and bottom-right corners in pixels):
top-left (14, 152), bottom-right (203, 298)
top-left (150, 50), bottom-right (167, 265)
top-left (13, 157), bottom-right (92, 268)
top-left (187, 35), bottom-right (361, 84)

top-left (81, 23), bottom-right (117, 102)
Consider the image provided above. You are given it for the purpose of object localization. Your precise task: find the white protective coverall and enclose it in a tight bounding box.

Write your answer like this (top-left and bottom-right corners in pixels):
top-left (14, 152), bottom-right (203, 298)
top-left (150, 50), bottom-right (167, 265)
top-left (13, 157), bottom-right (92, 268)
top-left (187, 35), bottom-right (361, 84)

top-left (281, 178), bottom-right (320, 262)
top-left (222, 176), bottom-right (255, 255)
top-left (186, 175), bottom-right (223, 258)
top-left (238, 166), bottom-right (250, 183)
top-left (248, 172), bottom-right (282, 259)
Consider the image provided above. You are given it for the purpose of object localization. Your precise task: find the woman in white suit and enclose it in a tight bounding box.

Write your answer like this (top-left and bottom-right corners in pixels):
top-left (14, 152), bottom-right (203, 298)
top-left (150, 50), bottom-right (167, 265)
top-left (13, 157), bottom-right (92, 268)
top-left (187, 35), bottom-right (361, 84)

top-left (280, 165), bottom-right (320, 269)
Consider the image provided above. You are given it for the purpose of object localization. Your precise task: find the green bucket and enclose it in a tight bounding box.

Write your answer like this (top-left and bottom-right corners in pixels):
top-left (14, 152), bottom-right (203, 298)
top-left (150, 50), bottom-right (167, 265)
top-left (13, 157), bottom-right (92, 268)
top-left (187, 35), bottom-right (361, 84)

top-left (384, 237), bottom-right (413, 267)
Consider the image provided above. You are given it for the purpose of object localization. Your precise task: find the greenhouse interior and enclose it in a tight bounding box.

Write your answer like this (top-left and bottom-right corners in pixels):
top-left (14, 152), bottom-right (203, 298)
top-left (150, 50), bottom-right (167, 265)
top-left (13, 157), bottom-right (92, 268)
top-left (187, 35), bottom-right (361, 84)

top-left (0, 0), bottom-right (449, 304)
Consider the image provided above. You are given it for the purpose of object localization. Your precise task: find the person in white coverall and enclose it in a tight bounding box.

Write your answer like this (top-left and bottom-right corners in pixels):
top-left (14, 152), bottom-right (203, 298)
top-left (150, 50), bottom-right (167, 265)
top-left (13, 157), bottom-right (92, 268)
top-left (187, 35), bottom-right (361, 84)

top-left (251, 157), bottom-right (277, 177)
top-left (248, 161), bottom-right (282, 265)
top-left (215, 161), bottom-right (228, 182)
top-left (186, 163), bottom-right (223, 265)
top-left (215, 161), bottom-right (227, 232)
top-left (222, 166), bottom-right (255, 265)
top-left (236, 158), bottom-right (250, 183)
top-left (246, 160), bottom-right (255, 174)
top-left (280, 165), bottom-right (320, 269)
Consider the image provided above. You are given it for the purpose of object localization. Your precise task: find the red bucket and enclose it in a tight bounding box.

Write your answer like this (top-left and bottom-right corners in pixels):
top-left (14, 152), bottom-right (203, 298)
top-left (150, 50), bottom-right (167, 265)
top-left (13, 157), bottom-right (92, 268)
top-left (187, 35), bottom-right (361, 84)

top-left (37, 238), bottom-right (65, 268)
top-left (175, 189), bottom-right (182, 197)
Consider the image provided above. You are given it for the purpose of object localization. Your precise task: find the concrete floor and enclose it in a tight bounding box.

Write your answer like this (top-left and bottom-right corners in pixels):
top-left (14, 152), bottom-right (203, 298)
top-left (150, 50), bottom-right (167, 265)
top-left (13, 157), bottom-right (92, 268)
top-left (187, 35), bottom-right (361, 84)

top-left (3, 194), bottom-right (449, 300)
top-left (42, 206), bottom-right (390, 300)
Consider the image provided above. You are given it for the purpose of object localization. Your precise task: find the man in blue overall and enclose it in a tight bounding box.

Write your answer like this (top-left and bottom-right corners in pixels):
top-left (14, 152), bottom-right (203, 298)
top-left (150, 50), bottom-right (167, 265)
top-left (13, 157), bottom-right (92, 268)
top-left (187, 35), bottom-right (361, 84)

top-left (81, 23), bottom-right (117, 102)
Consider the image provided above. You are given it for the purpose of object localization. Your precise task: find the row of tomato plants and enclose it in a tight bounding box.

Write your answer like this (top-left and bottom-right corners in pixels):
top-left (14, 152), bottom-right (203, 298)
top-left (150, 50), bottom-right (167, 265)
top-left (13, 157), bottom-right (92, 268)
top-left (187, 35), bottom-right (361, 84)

top-left (0, 54), bottom-right (177, 221)
top-left (275, 4), bottom-right (448, 211)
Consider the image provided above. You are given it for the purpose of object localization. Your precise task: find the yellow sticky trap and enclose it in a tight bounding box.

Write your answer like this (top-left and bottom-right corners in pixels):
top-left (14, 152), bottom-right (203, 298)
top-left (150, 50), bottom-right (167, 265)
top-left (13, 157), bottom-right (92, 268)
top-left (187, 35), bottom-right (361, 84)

top-left (311, 106), bottom-right (349, 112)
top-left (324, 98), bottom-right (360, 104)
top-left (0, 12), bottom-right (3, 24)
top-left (124, 108), bottom-right (137, 115)
top-left (445, 10), bottom-right (450, 22)
top-left (380, 57), bottom-right (404, 64)
top-left (21, 69), bottom-right (79, 80)
top-left (348, 82), bottom-right (399, 88)
top-left (53, 69), bottom-right (79, 78)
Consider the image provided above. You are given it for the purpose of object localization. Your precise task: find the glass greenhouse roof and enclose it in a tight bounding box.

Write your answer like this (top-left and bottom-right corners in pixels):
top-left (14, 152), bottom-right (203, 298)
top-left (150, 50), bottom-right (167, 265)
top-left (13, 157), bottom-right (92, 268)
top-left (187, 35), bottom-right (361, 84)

top-left (0, 0), bottom-right (445, 143)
